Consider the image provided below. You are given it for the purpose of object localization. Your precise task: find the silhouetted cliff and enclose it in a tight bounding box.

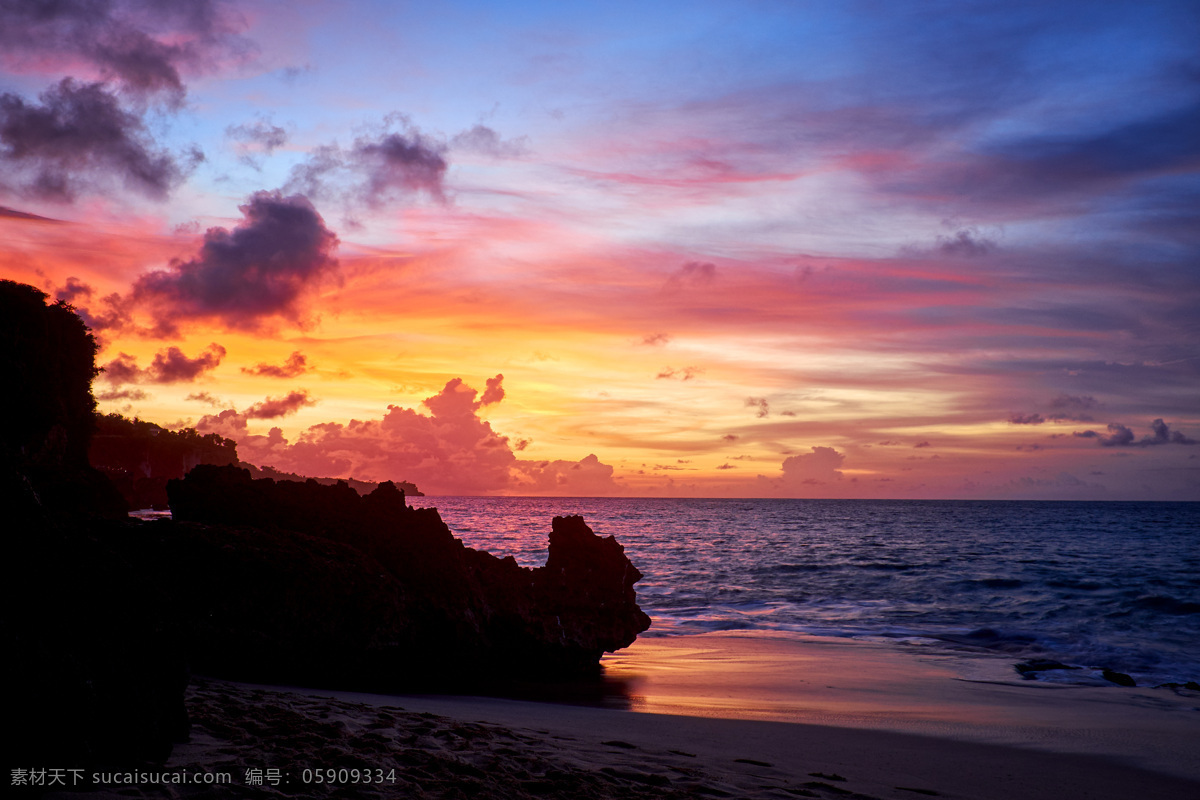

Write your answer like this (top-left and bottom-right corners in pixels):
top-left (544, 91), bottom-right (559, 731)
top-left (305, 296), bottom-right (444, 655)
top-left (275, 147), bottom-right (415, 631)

top-left (3, 281), bottom-right (186, 775)
top-left (87, 416), bottom-right (424, 509)
top-left (239, 461), bottom-right (423, 497)
top-left (90, 414), bottom-right (239, 509)
top-left (1, 279), bottom-right (124, 518)
top-left (166, 464), bottom-right (649, 682)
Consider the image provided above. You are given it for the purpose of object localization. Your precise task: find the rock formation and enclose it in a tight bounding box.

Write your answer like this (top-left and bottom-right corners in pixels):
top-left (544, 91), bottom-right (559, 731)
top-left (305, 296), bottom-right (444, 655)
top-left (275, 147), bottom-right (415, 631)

top-left (164, 464), bottom-right (651, 683)
top-left (2, 281), bottom-right (187, 772)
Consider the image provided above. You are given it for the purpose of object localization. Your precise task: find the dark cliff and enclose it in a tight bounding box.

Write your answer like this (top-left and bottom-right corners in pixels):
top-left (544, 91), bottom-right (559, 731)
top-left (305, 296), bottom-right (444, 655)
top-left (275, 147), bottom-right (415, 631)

top-left (165, 464), bottom-right (650, 683)
top-left (90, 414), bottom-right (239, 510)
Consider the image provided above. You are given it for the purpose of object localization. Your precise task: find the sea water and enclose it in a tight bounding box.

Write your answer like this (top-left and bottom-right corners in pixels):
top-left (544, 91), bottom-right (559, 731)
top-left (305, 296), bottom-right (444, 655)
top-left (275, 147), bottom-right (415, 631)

top-left (429, 498), bottom-right (1200, 687)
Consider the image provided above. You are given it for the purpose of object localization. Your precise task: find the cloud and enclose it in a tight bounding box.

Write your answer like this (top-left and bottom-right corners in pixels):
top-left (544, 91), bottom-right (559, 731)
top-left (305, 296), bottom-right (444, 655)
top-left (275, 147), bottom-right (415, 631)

top-left (656, 366), bottom-right (701, 380)
top-left (196, 407), bottom-right (248, 436)
top-left (0, 79), bottom-right (198, 202)
top-left (227, 118), bottom-right (287, 168)
top-left (509, 454), bottom-right (619, 495)
top-left (355, 131), bottom-right (448, 204)
top-left (244, 390), bottom-right (316, 419)
top-left (935, 228), bottom-right (996, 257)
top-left (0, 0), bottom-right (246, 103)
top-left (641, 332), bottom-right (671, 346)
top-left (1074, 419), bottom-right (1197, 447)
top-left (54, 276), bottom-right (93, 305)
top-left (663, 261), bottom-right (717, 292)
top-left (477, 373), bottom-right (505, 407)
top-left (101, 343), bottom-right (226, 384)
top-left (242, 351), bottom-right (310, 378)
top-left (202, 375), bottom-right (615, 495)
top-left (0, 204), bottom-right (59, 222)
top-left (227, 119), bottom-right (287, 153)
top-left (745, 397), bottom-right (769, 418)
top-left (285, 122), bottom-right (448, 208)
top-left (450, 124), bottom-right (529, 158)
top-left (1050, 394), bottom-right (1099, 411)
top-left (1046, 394), bottom-right (1099, 422)
top-left (100, 353), bottom-right (141, 384)
top-left (132, 191), bottom-right (339, 333)
top-left (95, 387), bottom-right (148, 402)
top-left (149, 343), bottom-right (226, 382)
top-left (185, 391), bottom-right (225, 406)
top-left (780, 446), bottom-right (845, 484)
top-left (1009, 412), bottom-right (1045, 425)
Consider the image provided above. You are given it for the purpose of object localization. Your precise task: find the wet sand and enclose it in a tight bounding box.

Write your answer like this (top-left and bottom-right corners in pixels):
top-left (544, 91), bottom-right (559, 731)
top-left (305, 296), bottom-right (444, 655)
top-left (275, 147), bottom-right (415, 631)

top-left (50, 633), bottom-right (1200, 799)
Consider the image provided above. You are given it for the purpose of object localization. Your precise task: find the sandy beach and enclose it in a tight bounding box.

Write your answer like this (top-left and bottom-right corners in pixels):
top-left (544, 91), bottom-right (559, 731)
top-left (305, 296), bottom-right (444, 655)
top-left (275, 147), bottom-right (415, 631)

top-left (43, 632), bottom-right (1200, 800)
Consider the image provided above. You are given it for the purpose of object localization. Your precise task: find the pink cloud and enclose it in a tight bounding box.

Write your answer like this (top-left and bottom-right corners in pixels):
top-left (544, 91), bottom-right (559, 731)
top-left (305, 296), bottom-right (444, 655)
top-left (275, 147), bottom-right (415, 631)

top-left (216, 375), bottom-right (617, 496)
top-left (780, 446), bottom-right (845, 484)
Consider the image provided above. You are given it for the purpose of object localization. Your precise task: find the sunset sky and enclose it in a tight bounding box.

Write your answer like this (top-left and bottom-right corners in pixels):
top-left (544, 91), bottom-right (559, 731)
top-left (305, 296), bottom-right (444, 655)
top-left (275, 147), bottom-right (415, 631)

top-left (2, 0), bottom-right (1198, 499)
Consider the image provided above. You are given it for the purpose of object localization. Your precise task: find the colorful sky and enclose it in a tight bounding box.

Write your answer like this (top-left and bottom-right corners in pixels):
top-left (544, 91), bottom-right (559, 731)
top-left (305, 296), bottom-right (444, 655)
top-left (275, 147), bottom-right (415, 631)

top-left (2, 0), bottom-right (1198, 499)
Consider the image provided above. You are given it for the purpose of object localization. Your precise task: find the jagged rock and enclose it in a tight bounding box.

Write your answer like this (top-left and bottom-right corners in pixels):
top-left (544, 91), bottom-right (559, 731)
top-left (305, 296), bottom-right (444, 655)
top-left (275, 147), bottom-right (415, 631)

top-left (1102, 668), bottom-right (1137, 687)
top-left (164, 464), bottom-right (651, 682)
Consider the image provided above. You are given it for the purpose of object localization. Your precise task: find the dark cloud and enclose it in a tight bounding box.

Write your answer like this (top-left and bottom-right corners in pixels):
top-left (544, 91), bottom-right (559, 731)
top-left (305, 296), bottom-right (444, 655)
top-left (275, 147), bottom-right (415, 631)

top-left (641, 332), bottom-right (671, 346)
top-left (242, 351), bottom-right (310, 378)
top-left (745, 397), bottom-right (769, 418)
top-left (72, 291), bottom-right (132, 333)
top-left (285, 124), bottom-right (448, 208)
top-left (244, 390), bottom-right (316, 420)
top-left (1045, 392), bottom-right (1097, 422)
top-left (657, 366), bottom-right (701, 380)
top-left (664, 261), bottom-right (717, 291)
top-left (978, 101), bottom-right (1200, 201)
top-left (722, 434), bottom-right (740, 442)
top-left (185, 390), bottom-right (225, 406)
top-left (149, 343), bottom-right (226, 382)
top-left (935, 228), bottom-right (996, 257)
top-left (353, 130), bottom-right (448, 205)
top-left (227, 119), bottom-right (287, 153)
top-left (1074, 418), bottom-right (1197, 447)
top-left (1149, 418), bottom-right (1198, 445)
top-left (282, 143), bottom-right (342, 198)
top-left (102, 343), bottom-right (225, 384)
top-left (1009, 412), bottom-right (1045, 425)
top-left (227, 118), bottom-right (287, 168)
top-left (100, 352), bottom-right (141, 384)
top-left (0, 203), bottom-right (59, 222)
top-left (133, 191), bottom-right (340, 333)
top-left (0, 79), bottom-right (198, 202)
top-left (95, 387), bottom-right (148, 402)
top-left (54, 276), bottom-right (93, 305)
top-left (0, 0), bottom-right (245, 103)
top-left (1050, 394), bottom-right (1098, 411)
top-left (450, 124), bottom-right (529, 158)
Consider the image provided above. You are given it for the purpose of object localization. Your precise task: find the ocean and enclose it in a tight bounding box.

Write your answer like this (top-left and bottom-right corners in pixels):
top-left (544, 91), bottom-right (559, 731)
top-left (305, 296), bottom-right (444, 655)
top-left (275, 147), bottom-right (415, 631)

top-left (428, 497), bottom-right (1200, 688)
